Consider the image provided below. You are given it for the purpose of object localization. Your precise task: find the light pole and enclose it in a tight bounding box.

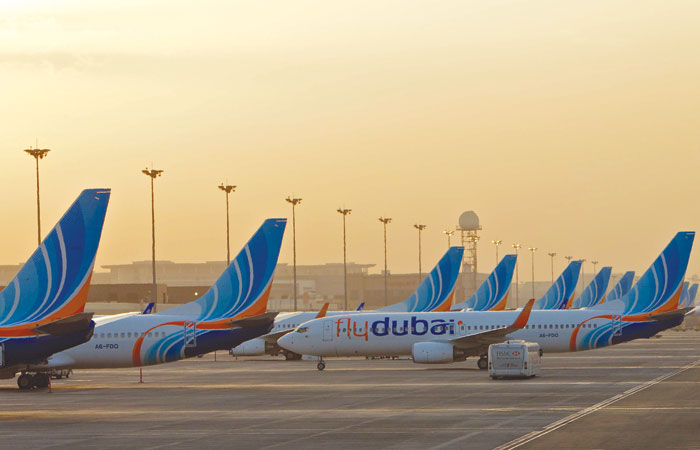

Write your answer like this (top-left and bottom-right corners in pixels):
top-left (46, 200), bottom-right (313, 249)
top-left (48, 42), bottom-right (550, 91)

top-left (219, 184), bottom-right (237, 265)
top-left (142, 167), bottom-right (164, 309)
top-left (528, 247), bottom-right (537, 299)
top-left (491, 240), bottom-right (502, 264)
top-left (379, 217), bottom-right (392, 307)
top-left (337, 208), bottom-right (352, 310)
top-left (547, 252), bottom-right (557, 283)
top-left (512, 243), bottom-right (522, 307)
top-left (443, 230), bottom-right (454, 248)
top-left (414, 224), bottom-right (427, 282)
top-left (24, 146), bottom-right (50, 245)
top-left (592, 260), bottom-right (599, 275)
top-left (286, 197), bottom-right (302, 311)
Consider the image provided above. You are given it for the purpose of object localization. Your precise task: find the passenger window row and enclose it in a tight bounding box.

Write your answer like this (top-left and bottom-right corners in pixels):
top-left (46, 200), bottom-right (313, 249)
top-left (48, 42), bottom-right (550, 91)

top-left (96, 331), bottom-right (166, 339)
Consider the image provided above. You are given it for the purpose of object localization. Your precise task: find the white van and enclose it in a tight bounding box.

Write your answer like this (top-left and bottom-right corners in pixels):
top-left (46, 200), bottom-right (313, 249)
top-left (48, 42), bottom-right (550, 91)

top-left (488, 340), bottom-right (540, 379)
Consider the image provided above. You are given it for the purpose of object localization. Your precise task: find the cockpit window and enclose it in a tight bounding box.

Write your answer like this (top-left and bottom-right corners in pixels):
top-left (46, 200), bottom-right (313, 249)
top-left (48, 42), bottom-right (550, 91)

top-left (296, 327), bottom-right (309, 333)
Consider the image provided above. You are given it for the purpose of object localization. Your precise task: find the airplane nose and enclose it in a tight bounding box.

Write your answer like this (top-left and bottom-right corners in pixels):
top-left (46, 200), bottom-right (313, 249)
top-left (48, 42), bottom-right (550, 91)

top-left (278, 334), bottom-right (297, 352)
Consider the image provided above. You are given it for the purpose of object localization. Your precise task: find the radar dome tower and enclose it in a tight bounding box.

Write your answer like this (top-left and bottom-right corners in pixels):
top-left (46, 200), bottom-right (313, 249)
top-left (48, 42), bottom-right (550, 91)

top-left (457, 211), bottom-right (481, 294)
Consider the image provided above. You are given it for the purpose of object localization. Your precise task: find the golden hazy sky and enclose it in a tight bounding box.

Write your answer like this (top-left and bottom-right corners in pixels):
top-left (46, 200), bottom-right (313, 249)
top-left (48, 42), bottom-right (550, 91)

top-left (1, 0), bottom-right (699, 280)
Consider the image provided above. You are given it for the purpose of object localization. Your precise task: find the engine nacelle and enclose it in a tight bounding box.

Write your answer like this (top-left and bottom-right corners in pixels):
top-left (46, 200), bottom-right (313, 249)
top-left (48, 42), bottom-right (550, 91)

top-left (230, 338), bottom-right (266, 356)
top-left (412, 342), bottom-right (457, 364)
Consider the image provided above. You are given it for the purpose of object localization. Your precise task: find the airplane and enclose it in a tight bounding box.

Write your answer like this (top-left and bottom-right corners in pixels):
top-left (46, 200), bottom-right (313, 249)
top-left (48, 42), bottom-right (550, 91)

top-left (571, 266), bottom-right (612, 309)
top-left (31, 218), bottom-right (285, 374)
top-left (603, 271), bottom-right (635, 304)
top-left (1, 189), bottom-right (110, 389)
top-left (230, 246), bottom-right (464, 359)
top-left (533, 260), bottom-right (583, 309)
top-left (279, 232), bottom-right (694, 371)
top-left (451, 254), bottom-right (516, 311)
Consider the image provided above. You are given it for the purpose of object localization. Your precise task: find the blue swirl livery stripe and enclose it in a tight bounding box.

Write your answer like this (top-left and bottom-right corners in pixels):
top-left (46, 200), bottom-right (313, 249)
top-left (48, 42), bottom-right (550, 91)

top-left (533, 260), bottom-right (582, 310)
top-left (162, 218), bottom-right (286, 321)
top-left (572, 266), bottom-right (612, 308)
top-left (452, 254), bottom-right (516, 311)
top-left (620, 232), bottom-right (694, 315)
top-left (606, 271), bottom-right (635, 303)
top-left (378, 247), bottom-right (464, 312)
top-left (0, 189), bottom-right (110, 328)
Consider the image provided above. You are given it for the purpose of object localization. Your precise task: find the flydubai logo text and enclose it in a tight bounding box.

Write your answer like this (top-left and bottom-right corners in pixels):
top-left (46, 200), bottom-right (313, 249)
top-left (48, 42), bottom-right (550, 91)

top-left (334, 317), bottom-right (456, 341)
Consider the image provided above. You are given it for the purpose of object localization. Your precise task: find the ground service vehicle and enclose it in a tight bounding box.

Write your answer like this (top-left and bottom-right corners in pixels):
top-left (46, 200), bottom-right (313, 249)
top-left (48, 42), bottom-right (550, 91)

top-left (488, 340), bottom-right (540, 379)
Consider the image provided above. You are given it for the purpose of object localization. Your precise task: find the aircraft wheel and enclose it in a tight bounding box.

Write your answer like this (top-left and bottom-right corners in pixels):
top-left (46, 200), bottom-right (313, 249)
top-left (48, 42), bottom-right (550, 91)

top-left (17, 374), bottom-right (35, 390)
top-left (317, 361), bottom-right (326, 371)
top-left (34, 373), bottom-right (50, 388)
top-left (477, 356), bottom-right (488, 370)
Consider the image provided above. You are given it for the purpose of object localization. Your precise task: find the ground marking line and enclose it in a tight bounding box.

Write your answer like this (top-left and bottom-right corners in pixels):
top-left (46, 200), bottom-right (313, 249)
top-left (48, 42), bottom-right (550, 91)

top-left (493, 358), bottom-right (700, 450)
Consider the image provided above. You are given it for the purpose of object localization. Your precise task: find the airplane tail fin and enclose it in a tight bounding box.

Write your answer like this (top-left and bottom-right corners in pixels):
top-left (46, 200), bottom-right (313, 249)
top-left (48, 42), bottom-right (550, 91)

top-left (0, 189), bottom-right (110, 332)
top-left (605, 271), bottom-right (635, 303)
top-left (142, 302), bottom-right (155, 314)
top-left (679, 282), bottom-right (690, 309)
top-left (621, 232), bottom-right (694, 316)
top-left (355, 302), bottom-right (365, 311)
top-left (572, 266), bottom-right (612, 308)
top-left (687, 283), bottom-right (698, 308)
top-left (533, 260), bottom-right (582, 310)
top-left (378, 247), bottom-right (464, 312)
top-left (162, 218), bottom-right (286, 321)
top-left (451, 254), bottom-right (516, 311)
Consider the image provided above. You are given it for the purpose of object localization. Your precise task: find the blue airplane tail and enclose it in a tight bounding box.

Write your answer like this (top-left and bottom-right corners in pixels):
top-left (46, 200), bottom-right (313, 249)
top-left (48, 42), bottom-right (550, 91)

top-left (533, 260), bottom-right (582, 310)
top-left (378, 247), bottom-right (464, 312)
top-left (679, 282), bottom-right (690, 308)
top-left (142, 302), bottom-right (155, 314)
top-left (162, 219), bottom-right (286, 321)
top-left (605, 271), bottom-right (635, 303)
top-left (572, 266), bottom-right (612, 308)
top-left (451, 254), bottom-right (516, 311)
top-left (356, 302), bottom-right (365, 311)
top-left (687, 283), bottom-right (698, 307)
top-left (621, 232), bottom-right (694, 316)
top-left (0, 189), bottom-right (110, 330)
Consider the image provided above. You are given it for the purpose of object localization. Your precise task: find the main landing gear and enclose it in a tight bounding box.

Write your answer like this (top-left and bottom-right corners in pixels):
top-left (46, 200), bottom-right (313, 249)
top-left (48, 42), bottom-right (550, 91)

top-left (17, 372), bottom-right (50, 390)
top-left (317, 359), bottom-right (326, 371)
top-left (477, 355), bottom-right (488, 370)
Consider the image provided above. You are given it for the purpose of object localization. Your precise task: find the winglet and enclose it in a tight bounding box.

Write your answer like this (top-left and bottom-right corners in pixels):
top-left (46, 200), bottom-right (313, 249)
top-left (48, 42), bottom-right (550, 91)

top-left (512, 299), bottom-right (535, 329)
top-left (315, 302), bottom-right (330, 319)
top-left (356, 302), bottom-right (365, 311)
top-left (142, 302), bottom-right (155, 315)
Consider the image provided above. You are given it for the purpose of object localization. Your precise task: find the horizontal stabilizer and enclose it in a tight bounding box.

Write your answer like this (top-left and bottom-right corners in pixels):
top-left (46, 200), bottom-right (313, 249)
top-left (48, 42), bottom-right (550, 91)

top-left (31, 312), bottom-right (94, 336)
top-left (228, 312), bottom-right (278, 329)
top-left (648, 307), bottom-right (693, 321)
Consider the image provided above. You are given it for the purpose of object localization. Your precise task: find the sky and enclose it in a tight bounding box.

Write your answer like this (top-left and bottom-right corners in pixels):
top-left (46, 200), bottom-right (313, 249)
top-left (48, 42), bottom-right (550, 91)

top-left (1, 0), bottom-right (699, 280)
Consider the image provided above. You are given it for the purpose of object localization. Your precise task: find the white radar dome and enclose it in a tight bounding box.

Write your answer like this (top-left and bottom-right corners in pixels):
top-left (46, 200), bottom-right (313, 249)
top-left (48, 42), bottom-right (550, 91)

top-left (458, 211), bottom-right (480, 230)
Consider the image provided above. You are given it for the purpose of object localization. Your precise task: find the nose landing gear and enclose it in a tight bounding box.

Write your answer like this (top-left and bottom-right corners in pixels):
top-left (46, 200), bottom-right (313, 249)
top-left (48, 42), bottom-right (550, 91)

top-left (317, 359), bottom-right (326, 371)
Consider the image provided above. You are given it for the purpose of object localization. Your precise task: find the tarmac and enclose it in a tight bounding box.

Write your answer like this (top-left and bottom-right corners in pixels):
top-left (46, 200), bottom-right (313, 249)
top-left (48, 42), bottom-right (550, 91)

top-left (1, 330), bottom-right (698, 449)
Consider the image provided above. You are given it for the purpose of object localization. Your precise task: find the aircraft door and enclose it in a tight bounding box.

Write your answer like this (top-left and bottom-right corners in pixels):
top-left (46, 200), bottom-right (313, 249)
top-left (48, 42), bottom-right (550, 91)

top-left (322, 320), bottom-right (333, 342)
top-left (612, 315), bottom-right (622, 337)
top-left (184, 321), bottom-right (197, 347)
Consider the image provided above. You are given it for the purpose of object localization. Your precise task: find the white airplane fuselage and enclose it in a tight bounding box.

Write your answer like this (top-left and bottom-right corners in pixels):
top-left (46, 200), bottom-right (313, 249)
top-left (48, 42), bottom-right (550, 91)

top-left (279, 308), bottom-right (681, 359)
top-left (34, 313), bottom-right (272, 369)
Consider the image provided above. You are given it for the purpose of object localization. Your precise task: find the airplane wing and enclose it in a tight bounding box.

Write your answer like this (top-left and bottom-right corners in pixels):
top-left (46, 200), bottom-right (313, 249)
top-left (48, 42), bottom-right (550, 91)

top-left (261, 303), bottom-right (330, 341)
top-left (31, 312), bottom-right (95, 336)
top-left (448, 299), bottom-right (534, 355)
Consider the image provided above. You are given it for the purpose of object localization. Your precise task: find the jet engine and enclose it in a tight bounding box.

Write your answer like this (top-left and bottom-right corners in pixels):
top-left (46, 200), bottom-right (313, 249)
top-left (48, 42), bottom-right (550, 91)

top-left (230, 338), bottom-right (266, 356)
top-left (412, 342), bottom-right (459, 364)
